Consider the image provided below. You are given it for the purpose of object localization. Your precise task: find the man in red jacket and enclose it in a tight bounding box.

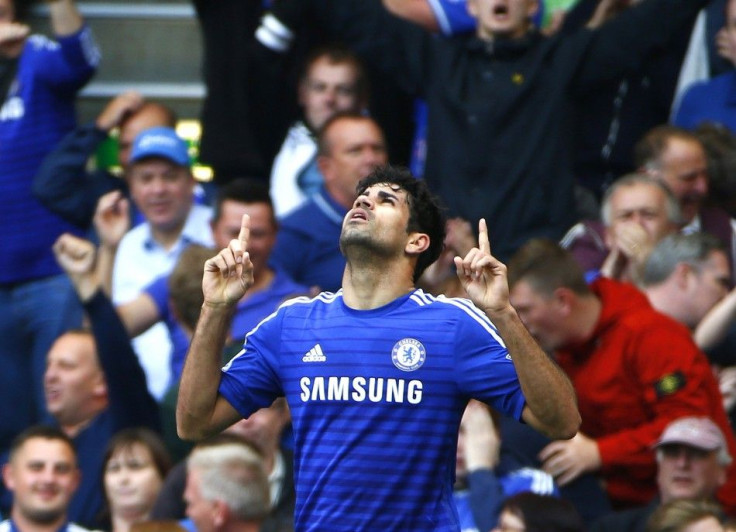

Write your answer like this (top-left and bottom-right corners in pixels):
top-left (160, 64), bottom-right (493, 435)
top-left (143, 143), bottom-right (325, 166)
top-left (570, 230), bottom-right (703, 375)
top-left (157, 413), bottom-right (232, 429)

top-left (508, 239), bottom-right (736, 513)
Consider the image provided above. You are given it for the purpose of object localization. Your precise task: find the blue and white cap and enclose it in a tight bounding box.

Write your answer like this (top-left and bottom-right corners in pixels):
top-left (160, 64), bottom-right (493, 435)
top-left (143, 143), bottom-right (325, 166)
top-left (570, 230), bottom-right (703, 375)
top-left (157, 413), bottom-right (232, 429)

top-left (130, 126), bottom-right (189, 166)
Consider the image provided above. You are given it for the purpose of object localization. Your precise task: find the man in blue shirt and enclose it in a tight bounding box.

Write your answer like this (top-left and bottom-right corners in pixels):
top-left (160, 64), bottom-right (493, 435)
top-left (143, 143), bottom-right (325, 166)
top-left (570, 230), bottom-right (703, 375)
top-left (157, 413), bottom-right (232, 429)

top-left (270, 112), bottom-right (387, 292)
top-left (177, 166), bottom-right (580, 531)
top-left (0, 0), bottom-right (98, 454)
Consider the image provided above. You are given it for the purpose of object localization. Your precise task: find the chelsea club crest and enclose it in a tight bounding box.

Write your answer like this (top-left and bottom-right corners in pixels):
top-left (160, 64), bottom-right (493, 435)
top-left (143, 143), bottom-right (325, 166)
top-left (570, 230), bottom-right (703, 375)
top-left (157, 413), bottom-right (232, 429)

top-left (391, 338), bottom-right (426, 372)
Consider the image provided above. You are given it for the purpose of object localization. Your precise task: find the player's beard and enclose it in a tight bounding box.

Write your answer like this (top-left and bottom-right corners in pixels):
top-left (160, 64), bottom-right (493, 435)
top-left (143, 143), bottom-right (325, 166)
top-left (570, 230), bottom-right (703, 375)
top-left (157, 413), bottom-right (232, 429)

top-left (339, 227), bottom-right (395, 264)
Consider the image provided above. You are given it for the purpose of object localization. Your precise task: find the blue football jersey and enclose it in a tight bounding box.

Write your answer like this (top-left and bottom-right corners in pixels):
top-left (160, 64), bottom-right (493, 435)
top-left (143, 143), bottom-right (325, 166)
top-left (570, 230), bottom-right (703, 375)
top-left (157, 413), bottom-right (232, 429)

top-left (220, 289), bottom-right (526, 531)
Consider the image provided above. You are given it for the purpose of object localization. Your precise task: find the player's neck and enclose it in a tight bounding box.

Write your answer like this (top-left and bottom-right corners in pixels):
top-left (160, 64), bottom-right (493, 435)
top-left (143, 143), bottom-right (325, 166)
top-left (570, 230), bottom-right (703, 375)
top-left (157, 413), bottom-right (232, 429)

top-left (342, 262), bottom-right (414, 310)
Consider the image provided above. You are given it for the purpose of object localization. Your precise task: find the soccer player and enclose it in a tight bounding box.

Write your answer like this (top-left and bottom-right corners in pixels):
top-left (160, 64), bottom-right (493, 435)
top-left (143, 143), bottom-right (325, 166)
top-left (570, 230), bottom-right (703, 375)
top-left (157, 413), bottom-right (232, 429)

top-left (177, 166), bottom-right (580, 531)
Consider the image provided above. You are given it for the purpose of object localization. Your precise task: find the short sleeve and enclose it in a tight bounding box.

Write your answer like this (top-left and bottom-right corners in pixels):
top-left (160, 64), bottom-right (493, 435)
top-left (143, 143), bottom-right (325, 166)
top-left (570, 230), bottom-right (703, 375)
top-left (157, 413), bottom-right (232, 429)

top-left (219, 309), bottom-right (285, 418)
top-left (144, 275), bottom-right (170, 320)
top-left (451, 301), bottom-right (527, 419)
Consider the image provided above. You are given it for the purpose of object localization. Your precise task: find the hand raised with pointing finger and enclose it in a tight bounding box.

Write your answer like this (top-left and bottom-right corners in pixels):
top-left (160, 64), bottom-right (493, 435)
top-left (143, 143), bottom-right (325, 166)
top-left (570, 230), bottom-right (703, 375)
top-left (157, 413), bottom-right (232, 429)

top-left (453, 219), bottom-right (512, 316)
top-left (202, 214), bottom-right (254, 307)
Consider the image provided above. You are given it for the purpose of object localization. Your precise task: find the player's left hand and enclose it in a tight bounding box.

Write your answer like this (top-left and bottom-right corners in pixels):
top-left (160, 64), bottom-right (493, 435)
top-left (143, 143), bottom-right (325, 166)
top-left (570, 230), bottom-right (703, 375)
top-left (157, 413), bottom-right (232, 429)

top-left (538, 432), bottom-right (601, 486)
top-left (454, 219), bottom-right (511, 315)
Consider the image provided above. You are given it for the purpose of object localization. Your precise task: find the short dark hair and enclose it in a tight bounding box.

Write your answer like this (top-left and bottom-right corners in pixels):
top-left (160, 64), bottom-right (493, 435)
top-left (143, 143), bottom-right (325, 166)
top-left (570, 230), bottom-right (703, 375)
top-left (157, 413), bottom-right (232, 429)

top-left (103, 427), bottom-right (172, 483)
top-left (300, 44), bottom-right (369, 107)
top-left (213, 178), bottom-right (275, 228)
top-left (507, 238), bottom-right (591, 296)
top-left (9, 425), bottom-right (76, 462)
top-left (503, 493), bottom-right (584, 532)
top-left (355, 166), bottom-right (446, 283)
top-left (634, 125), bottom-right (703, 169)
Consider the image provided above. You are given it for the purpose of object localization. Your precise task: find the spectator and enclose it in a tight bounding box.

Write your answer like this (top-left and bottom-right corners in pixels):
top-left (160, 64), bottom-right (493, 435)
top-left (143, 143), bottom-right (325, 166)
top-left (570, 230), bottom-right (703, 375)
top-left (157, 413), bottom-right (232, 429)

top-left (635, 126), bottom-right (736, 280)
top-left (270, 45), bottom-right (368, 218)
top-left (177, 166), bottom-right (580, 530)
top-left (34, 91), bottom-right (177, 229)
top-left (507, 239), bottom-right (736, 511)
top-left (21, 233), bottom-right (161, 528)
top-left (643, 232), bottom-right (731, 330)
top-left (385, 0), bottom-right (690, 202)
top-left (270, 112), bottom-right (387, 291)
top-left (641, 233), bottom-right (736, 426)
top-left (561, 174), bottom-right (681, 282)
top-left (0, 0), bottom-right (98, 454)
top-left (646, 499), bottom-right (725, 532)
top-left (153, 400), bottom-right (295, 532)
top-left (103, 428), bottom-right (172, 532)
top-left (491, 492), bottom-right (584, 532)
top-left (111, 127), bottom-right (213, 399)
top-left (593, 416), bottom-right (731, 532)
top-left (1, 426), bottom-right (88, 532)
top-left (184, 442), bottom-right (270, 532)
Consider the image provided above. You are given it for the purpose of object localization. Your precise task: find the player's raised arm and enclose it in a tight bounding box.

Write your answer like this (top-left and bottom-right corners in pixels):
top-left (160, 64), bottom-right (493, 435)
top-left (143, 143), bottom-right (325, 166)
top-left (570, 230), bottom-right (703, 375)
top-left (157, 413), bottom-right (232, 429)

top-left (454, 220), bottom-right (581, 440)
top-left (177, 214), bottom-right (253, 441)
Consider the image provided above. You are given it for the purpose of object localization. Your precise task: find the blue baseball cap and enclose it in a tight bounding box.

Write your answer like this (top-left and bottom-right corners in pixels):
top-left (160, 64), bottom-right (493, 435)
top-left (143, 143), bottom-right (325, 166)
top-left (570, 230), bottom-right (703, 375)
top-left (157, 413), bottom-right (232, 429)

top-left (130, 126), bottom-right (190, 166)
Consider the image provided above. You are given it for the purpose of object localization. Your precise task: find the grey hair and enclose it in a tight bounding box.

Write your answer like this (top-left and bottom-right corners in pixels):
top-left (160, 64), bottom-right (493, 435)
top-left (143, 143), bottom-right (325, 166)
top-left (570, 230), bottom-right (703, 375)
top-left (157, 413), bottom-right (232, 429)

top-left (600, 173), bottom-right (682, 227)
top-left (643, 232), bottom-right (725, 287)
top-left (187, 443), bottom-right (270, 521)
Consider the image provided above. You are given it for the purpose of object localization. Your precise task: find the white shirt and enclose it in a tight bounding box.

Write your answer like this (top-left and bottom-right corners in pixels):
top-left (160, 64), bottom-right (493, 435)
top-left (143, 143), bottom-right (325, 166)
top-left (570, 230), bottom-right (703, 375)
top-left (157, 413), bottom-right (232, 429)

top-left (270, 121), bottom-right (318, 218)
top-left (112, 203), bottom-right (213, 399)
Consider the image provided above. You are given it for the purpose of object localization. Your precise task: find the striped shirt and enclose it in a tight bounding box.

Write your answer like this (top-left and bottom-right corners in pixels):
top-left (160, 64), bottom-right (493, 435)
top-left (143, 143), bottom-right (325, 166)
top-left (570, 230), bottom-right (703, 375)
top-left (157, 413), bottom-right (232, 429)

top-left (220, 289), bottom-right (526, 531)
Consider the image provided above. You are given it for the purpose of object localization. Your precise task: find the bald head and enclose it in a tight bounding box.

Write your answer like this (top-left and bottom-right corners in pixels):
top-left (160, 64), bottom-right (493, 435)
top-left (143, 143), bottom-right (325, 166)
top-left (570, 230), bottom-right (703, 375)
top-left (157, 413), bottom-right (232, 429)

top-left (119, 103), bottom-right (177, 167)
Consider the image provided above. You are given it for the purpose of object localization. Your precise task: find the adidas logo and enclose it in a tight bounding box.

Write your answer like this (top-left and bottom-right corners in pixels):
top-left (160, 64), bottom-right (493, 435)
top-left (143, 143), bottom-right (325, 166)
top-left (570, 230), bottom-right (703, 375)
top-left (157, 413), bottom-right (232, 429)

top-left (302, 344), bottom-right (326, 362)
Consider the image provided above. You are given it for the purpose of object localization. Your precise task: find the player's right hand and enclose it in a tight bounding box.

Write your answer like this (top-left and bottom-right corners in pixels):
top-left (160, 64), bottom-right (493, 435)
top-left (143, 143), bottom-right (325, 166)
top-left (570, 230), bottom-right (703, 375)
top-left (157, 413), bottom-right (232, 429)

top-left (202, 214), bottom-right (254, 307)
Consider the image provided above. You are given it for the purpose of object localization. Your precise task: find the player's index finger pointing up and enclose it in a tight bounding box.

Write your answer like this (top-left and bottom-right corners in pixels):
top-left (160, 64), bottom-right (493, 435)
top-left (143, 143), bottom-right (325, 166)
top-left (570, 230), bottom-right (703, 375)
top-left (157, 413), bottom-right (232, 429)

top-left (478, 218), bottom-right (491, 255)
top-left (239, 213), bottom-right (250, 249)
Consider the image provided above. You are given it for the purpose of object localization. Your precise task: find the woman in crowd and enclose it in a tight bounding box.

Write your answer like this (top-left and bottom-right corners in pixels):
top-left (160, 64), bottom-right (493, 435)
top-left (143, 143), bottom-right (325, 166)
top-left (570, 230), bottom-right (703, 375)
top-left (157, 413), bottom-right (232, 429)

top-left (102, 428), bottom-right (173, 532)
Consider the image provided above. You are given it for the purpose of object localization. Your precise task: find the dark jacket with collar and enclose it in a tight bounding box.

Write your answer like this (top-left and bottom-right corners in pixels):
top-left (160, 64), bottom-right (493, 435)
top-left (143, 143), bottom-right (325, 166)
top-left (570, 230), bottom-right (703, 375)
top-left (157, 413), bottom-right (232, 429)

top-left (307, 0), bottom-right (709, 261)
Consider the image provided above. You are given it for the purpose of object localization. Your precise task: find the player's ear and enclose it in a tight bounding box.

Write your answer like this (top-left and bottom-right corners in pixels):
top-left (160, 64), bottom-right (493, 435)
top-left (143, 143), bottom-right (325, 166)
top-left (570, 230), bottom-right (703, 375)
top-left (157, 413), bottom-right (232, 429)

top-left (406, 233), bottom-right (430, 255)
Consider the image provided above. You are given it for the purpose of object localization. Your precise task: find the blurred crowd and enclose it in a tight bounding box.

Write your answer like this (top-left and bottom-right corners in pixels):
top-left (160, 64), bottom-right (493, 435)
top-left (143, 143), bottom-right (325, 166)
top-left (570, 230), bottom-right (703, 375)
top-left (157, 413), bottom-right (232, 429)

top-left (6, 0), bottom-right (736, 529)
